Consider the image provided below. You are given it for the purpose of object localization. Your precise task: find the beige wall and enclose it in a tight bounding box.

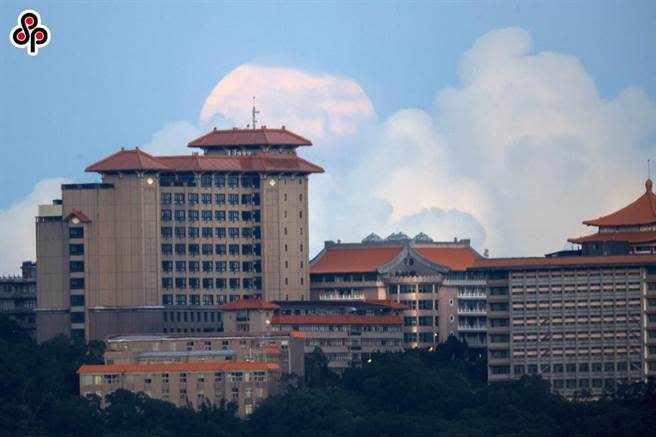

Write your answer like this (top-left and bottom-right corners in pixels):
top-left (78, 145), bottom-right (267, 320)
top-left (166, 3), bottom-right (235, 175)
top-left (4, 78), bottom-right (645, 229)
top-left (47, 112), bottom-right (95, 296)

top-left (261, 175), bottom-right (310, 301)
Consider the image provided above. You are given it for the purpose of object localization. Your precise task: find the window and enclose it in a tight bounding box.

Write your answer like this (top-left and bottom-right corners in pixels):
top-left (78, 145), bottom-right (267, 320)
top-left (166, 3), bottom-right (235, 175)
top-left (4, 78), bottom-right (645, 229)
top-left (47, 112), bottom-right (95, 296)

top-left (242, 228), bottom-right (252, 238)
top-left (215, 244), bottom-right (227, 256)
top-left (202, 210), bottom-right (212, 221)
top-left (229, 261), bottom-right (240, 272)
top-left (69, 244), bottom-right (84, 256)
top-left (202, 278), bottom-right (213, 289)
top-left (176, 261), bottom-right (186, 272)
top-left (70, 278), bottom-right (85, 290)
top-left (188, 193), bottom-right (199, 205)
top-left (241, 194), bottom-right (252, 205)
top-left (189, 244), bottom-right (200, 256)
top-left (201, 175), bottom-right (212, 187)
top-left (70, 261), bottom-right (84, 273)
top-left (70, 312), bottom-right (85, 323)
top-left (189, 261), bottom-right (200, 272)
top-left (174, 193), bottom-right (185, 204)
top-left (229, 278), bottom-right (240, 289)
top-left (242, 245), bottom-right (252, 255)
top-left (162, 295), bottom-right (173, 305)
top-left (174, 227), bottom-right (185, 238)
top-left (175, 278), bottom-right (187, 289)
top-left (228, 194), bottom-right (239, 205)
top-left (228, 211), bottom-right (239, 222)
top-left (216, 261), bottom-right (227, 272)
top-left (175, 244), bottom-right (186, 255)
top-left (215, 194), bottom-right (226, 205)
top-left (70, 295), bottom-right (85, 306)
top-left (229, 244), bottom-right (240, 256)
top-left (175, 210), bottom-right (186, 221)
top-left (188, 210), bottom-right (199, 221)
top-left (202, 244), bottom-right (213, 255)
top-left (202, 227), bottom-right (213, 238)
top-left (161, 244), bottom-right (173, 255)
top-left (69, 227), bottom-right (84, 238)
top-left (216, 278), bottom-right (227, 289)
top-left (228, 175), bottom-right (239, 188)
top-left (229, 228), bottom-right (239, 239)
top-left (176, 295), bottom-right (187, 305)
top-left (161, 209), bottom-right (172, 221)
top-left (214, 175), bottom-right (225, 187)
top-left (189, 227), bottom-right (199, 239)
top-left (215, 228), bottom-right (227, 239)
top-left (161, 192), bottom-right (172, 204)
top-left (190, 295), bottom-right (200, 305)
top-left (162, 261), bottom-right (173, 272)
top-left (162, 278), bottom-right (173, 289)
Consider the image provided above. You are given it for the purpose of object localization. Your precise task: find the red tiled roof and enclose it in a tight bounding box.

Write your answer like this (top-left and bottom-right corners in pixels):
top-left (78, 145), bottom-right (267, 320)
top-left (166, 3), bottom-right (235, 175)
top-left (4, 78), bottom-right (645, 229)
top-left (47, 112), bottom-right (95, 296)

top-left (471, 254), bottom-right (656, 270)
top-left (158, 154), bottom-right (323, 173)
top-left (263, 346), bottom-right (281, 354)
top-left (78, 361), bottom-right (280, 374)
top-left (188, 127), bottom-right (312, 148)
top-left (363, 299), bottom-right (409, 310)
top-left (65, 209), bottom-right (91, 223)
top-left (271, 315), bottom-right (402, 325)
top-left (414, 247), bottom-right (481, 271)
top-left (568, 231), bottom-right (656, 244)
top-left (310, 247), bottom-right (402, 274)
top-left (85, 148), bottom-right (171, 172)
top-left (583, 179), bottom-right (656, 226)
top-left (218, 300), bottom-right (280, 310)
top-left (86, 150), bottom-right (323, 174)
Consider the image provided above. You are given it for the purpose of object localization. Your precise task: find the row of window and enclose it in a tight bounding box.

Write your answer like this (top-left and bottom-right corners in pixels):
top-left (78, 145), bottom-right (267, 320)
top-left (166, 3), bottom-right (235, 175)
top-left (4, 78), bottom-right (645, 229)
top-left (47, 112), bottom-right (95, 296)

top-left (162, 192), bottom-right (262, 205)
top-left (159, 174), bottom-right (262, 188)
top-left (161, 243), bottom-right (261, 256)
top-left (163, 260), bottom-right (262, 273)
top-left (162, 210), bottom-right (261, 222)
top-left (161, 277), bottom-right (262, 290)
top-left (513, 361), bottom-right (641, 375)
top-left (161, 227), bottom-right (260, 239)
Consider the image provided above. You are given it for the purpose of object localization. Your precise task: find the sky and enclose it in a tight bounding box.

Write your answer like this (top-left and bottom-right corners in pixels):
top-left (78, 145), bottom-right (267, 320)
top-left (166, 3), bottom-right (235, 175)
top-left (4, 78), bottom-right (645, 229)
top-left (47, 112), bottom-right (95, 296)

top-left (1, 1), bottom-right (656, 273)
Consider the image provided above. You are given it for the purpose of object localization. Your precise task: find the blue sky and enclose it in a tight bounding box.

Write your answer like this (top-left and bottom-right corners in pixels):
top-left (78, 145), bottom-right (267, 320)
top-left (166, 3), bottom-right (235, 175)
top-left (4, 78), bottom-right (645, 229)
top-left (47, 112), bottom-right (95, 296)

top-left (1, 1), bottom-right (656, 272)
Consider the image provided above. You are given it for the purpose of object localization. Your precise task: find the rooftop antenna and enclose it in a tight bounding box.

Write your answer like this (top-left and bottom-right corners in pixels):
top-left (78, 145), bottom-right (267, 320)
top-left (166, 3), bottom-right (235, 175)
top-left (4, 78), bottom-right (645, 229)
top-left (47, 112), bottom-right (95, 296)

top-left (251, 96), bottom-right (260, 130)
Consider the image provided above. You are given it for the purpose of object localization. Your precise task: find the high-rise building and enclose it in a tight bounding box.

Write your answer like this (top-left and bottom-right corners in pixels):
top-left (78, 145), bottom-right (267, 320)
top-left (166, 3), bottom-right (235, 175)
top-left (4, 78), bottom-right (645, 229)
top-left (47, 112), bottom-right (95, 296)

top-left (471, 179), bottom-right (656, 397)
top-left (36, 127), bottom-right (323, 342)
top-left (309, 234), bottom-right (486, 349)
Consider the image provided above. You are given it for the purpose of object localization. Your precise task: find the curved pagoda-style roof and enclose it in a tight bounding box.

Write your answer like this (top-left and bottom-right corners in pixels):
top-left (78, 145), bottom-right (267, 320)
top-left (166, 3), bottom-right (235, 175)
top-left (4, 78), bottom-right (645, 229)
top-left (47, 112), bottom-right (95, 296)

top-left (188, 127), bottom-right (312, 148)
top-left (583, 179), bottom-right (656, 227)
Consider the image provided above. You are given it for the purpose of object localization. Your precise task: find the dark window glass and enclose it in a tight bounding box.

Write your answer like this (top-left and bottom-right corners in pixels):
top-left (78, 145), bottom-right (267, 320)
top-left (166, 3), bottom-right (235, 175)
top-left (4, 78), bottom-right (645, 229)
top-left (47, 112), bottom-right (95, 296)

top-left (188, 227), bottom-right (199, 239)
top-left (69, 244), bottom-right (84, 256)
top-left (202, 244), bottom-right (213, 255)
top-left (201, 175), bottom-right (212, 187)
top-left (215, 194), bottom-right (226, 205)
top-left (188, 210), bottom-right (199, 221)
top-left (175, 244), bottom-right (186, 255)
top-left (215, 244), bottom-right (227, 255)
top-left (175, 278), bottom-right (187, 289)
top-left (188, 193), bottom-right (199, 205)
top-left (176, 295), bottom-right (187, 305)
top-left (70, 295), bottom-right (85, 306)
top-left (160, 192), bottom-right (172, 204)
top-left (228, 194), bottom-right (239, 205)
top-left (214, 175), bottom-right (225, 187)
top-left (202, 210), bottom-right (212, 221)
top-left (189, 261), bottom-right (200, 272)
top-left (229, 244), bottom-right (240, 256)
top-left (162, 294), bottom-right (173, 305)
top-left (228, 175), bottom-right (239, 188)
top-left (161, 244), bottom-right (173, 255)
top-left (161, 209), bottom-right (172, 221)
top-left (70, 312), bottom-right (85, 323)
top-left (162, 261), bottom-right (173, 272)
top-left (202, 261), bottom-right (213, 272)
top-left (189, 278), bottom-right (200, 289)
top-left (229, 228), bottom-right (239, 239)
top-left (70, 278), bottom-right (85, 290)
top-left (175, 210), bottom-right (186, 221)
top-left (201, 193), bottom-right (212, 204)
top-left (174, 193), bottom-right (185, 204)
top-left (69, 227), bottom-right (84, 239)
top-left (175, 261), bottom-right (186, 272)
top-left (162, 278), bottom-right (173, 289)
top-left (229, 278), bottom-right (240, 289)
top-left (70, 261), bottom-right (85, 273)
top-left (216, 278), bottom-right (226, 289)
top-left (215, 227), bottom-right (226, 239)
top-left (189, 244), bottom-right (200, 256)
top-left (190, 295), bottom-right (200, 305)
top-left (216, 261), bottom-right (227, 272)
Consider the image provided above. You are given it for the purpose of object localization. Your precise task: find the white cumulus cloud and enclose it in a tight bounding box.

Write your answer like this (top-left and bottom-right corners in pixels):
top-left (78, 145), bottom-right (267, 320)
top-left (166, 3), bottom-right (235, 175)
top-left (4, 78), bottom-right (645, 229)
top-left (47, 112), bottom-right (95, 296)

top-left (0, 178), bottom-right (71, 275)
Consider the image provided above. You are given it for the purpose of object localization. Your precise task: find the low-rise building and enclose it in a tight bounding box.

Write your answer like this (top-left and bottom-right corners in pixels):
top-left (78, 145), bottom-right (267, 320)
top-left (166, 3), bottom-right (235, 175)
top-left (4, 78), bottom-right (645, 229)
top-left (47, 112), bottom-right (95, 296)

top-left (78, 361), bottom-right (280, 416)
top-left (271, 300), bottom-right (405, 369)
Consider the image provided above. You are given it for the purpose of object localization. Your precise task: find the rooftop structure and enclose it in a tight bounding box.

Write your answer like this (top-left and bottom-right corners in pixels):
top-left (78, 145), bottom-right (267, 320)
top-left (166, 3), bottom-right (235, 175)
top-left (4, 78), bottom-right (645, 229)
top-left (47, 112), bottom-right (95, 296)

top-left (569, 179), bottom-right (656, 255)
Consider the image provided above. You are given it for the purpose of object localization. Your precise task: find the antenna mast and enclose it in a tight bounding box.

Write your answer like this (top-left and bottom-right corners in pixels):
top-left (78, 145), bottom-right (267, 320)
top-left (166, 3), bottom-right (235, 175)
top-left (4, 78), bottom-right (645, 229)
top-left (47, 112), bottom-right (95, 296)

top-left (251, 96), bottom-right (260, 130)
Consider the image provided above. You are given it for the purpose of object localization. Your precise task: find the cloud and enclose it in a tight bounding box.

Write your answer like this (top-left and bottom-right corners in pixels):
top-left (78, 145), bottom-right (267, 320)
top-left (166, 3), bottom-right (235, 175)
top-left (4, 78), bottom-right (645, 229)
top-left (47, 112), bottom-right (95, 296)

top-left (142, 120), bottom-right (205, 156)
top-left (0, 178), bottom-right (71, 274)
top-left (199, 64), bottom-right (376, 138)
top-left (309, 27), bottom-right (656, 258)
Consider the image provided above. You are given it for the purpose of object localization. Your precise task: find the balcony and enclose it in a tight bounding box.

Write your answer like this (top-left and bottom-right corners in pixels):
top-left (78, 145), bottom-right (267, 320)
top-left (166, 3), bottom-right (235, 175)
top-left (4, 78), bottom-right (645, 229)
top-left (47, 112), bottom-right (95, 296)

top-left (458, 324), bottom-right (487, 332)
top-left (457, 307), bottom-right (486, 315)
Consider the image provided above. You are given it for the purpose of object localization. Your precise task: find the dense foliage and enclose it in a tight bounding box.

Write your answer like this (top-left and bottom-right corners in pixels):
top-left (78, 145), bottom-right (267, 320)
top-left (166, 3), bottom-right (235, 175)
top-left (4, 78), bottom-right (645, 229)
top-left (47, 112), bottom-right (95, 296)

top-left (1, 315), bottom-right (655, 436)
